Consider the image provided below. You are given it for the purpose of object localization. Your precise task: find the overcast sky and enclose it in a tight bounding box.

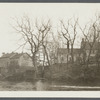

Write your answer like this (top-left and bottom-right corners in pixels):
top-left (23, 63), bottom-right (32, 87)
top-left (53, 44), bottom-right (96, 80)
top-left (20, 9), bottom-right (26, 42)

top-left (0, 3), bottom-right (100, 56)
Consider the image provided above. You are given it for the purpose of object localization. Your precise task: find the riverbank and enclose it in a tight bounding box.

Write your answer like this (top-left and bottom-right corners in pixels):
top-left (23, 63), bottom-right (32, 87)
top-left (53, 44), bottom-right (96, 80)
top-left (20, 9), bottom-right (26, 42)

top-left (0, 80), bottom-right (100, 91)
top-left (0, 63), bottom-right (100, 91)
top-left (0, 81), bottom-right (36, 91)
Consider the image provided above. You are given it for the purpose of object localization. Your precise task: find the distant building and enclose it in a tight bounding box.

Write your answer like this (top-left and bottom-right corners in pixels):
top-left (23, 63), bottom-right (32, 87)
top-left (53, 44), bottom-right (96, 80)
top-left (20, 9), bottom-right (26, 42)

top-left (0, 52), bottom-right (33, 76)
top-left (79, 38), bottom-right (100, 64)
top-left (81, 38), bottom-right (100, 59)
top-left (36, 45), bottom-right (52, 66)
top-left (57, 48), bottom-right (80, 63)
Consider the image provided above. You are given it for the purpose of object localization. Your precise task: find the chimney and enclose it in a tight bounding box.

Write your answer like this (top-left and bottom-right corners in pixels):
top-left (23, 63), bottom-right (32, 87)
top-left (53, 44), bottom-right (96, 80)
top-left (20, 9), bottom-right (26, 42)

top-left (81, 38), bottom-right (85, 49)
top-left (2, 52), bottom-right (5, 55)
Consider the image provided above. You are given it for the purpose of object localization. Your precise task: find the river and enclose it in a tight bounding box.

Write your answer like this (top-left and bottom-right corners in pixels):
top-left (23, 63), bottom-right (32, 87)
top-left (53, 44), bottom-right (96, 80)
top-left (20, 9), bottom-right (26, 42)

top-left (0, 80), bottom-right (100, 91)
top-left (35, 80), bottom-right (100, 91)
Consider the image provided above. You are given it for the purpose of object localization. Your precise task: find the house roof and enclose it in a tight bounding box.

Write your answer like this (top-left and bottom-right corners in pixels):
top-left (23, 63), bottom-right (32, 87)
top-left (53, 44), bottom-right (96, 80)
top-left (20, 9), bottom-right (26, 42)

top-left (0, 53), bottom-right (27, 59)
top-left (57, 48), bottom-right (80, 55)
top-left (83, 42), bottom-right (100, 50)
top-left (10, 53), bottom-right (23, 59)
top-left (0, 53), bottom-right (16, 59)
top-left (73, 48), bottom-right (81, 54)
top-left (57, 48), bottom-right (68, 54)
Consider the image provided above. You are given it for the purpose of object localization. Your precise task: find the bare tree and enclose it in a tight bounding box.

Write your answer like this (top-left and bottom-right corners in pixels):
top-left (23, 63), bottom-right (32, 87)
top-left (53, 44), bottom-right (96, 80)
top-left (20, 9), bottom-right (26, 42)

top-left (12, 16), bottom-right (51, 76)
top-left (49, 32), bottom-right (60, 64)
top-left (36, 20), bottom-right (52, 67)
top-left (79, 20), bottom-right (100, 67)
top-left (79, 16), bottom-right (100, 80)
top-left (60, 18), bottom-right (78, 63)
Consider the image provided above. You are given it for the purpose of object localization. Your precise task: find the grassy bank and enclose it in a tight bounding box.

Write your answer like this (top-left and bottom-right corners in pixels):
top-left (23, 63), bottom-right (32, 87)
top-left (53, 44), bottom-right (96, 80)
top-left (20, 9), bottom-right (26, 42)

top-left (2, 63), bottom-right (100, 87)
top-left (44, 63), bottom-right (100, 86)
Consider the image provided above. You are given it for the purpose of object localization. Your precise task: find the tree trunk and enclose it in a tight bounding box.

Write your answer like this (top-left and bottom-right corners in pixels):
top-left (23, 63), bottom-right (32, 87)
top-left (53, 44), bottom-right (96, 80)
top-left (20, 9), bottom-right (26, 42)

top-left (43, 45), bottom-right (51, 66)
top-left (67, 54), bottom-right (68, 64)
top-left (32, 54), bottom-right (38, 78)
top-left (86, 48), bottom-right (92, 68)
top-left (71, 45), bottom-right (74, 64)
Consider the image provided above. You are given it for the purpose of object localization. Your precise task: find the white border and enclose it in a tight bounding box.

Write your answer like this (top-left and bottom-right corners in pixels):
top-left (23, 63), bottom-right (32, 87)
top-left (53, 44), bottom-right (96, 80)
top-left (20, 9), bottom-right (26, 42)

top-left (0, 3), bottom-right (100, 98)
top-left (0, 91), bottom-right (100, 98)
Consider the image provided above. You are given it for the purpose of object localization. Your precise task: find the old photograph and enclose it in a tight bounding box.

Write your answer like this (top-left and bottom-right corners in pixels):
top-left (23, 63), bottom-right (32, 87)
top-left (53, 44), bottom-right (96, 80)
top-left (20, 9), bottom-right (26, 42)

top-left (0, 3), bottom-right (100, 91)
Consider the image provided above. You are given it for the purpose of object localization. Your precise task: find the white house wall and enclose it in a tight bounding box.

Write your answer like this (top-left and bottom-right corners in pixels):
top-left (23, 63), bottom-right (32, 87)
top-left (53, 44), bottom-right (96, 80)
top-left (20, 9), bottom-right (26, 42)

top-left (86, 50), bottom-right (97, 57)
top-left (57, 54), bottom-right (79, 63)
top-left (0, 58), bottom-right (10, 68)
top-left (58, 54), bottom-right (68, 63)
top-left (18, 54), bottom-right (33, 67)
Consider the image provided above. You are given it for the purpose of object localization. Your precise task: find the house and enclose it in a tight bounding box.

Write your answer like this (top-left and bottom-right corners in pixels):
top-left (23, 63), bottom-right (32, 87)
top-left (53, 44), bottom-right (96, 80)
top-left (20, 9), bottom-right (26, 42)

top-left (55, 38), bottom-right (100, 64)
top-left (80, 38), bottom-right (100, 64)
top-left (57, 48), bottom-right (81, 63)
top-left (36, 46), bottom-right (50, 66)
top-left (0, 52), bottom-right (33, 76)
top-left (81, 38), bottom-right (100, 61)
top-left (10, 53), bottom-right (33, 67)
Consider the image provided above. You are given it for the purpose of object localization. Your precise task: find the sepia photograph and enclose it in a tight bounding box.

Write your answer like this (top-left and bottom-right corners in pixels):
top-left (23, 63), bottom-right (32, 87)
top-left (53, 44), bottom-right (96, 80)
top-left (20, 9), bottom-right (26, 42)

top-left (0, 3), bottom-right (100, 93)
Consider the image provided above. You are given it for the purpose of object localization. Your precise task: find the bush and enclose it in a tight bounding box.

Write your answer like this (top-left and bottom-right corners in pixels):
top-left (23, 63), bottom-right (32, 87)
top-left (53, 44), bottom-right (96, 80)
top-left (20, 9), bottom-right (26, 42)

top-left (5, 72), bottom-right (24, 82)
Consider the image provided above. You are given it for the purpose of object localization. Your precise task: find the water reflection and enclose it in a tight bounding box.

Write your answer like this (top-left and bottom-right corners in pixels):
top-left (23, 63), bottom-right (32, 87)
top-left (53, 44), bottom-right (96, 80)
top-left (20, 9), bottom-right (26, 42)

top-left (35, 80), bottom-right (100, 91)
top-left (35, 80), bottom-right (48, 91)
top-left (35, 80), bottom-right (69, 91)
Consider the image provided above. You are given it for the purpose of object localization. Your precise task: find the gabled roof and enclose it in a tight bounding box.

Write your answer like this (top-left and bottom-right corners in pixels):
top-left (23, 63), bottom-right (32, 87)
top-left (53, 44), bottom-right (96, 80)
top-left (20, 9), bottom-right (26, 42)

top-left (10, 53), bottom-right (23, 59)
top-left (0, 53), bottom-right (16, 59)
top-left (57, 48), bottom-right (68, 54)
top-left (57, 48), bottom-right (80, 55)
top-left (73, 48), bottom-right (81, 54)
top-left (0, 53), bottom-right (27, 59)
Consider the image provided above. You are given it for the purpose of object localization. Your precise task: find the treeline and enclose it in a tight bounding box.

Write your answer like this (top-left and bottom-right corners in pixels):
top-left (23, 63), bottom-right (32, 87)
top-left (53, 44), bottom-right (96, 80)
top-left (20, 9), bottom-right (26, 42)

top-left (12, 14), bottom-right (100, 84)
